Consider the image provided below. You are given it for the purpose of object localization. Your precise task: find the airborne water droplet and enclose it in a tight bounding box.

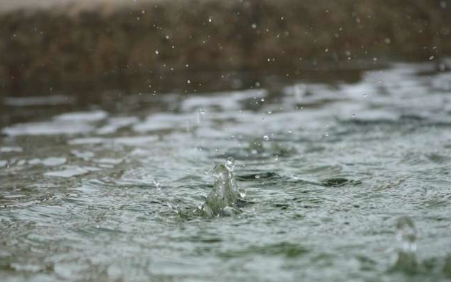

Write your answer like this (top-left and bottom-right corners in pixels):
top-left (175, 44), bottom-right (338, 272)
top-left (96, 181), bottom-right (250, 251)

top-left (396, 216), bottom-right (417, 253)
top-left (225, 157), bottom-right (235, 172)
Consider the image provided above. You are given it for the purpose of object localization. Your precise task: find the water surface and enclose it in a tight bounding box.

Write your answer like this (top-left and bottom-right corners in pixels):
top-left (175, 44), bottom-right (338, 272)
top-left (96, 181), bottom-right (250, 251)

top-left (1, 62), bottom-right (451, 282)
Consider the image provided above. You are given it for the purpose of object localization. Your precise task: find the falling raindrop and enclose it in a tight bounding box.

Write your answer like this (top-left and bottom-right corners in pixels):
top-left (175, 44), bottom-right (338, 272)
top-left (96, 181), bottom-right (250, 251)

top-left (263, 135), bottom-right (270, 141)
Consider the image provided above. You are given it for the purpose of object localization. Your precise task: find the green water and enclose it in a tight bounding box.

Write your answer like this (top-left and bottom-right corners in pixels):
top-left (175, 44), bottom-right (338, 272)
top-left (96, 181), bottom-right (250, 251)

top-left (1, 62), bottom-right (451, 282)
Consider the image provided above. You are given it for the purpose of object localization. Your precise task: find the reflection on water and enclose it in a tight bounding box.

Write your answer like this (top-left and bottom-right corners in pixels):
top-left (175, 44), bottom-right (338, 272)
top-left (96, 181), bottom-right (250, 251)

top-left (1, 62), bottom-right (451, 282)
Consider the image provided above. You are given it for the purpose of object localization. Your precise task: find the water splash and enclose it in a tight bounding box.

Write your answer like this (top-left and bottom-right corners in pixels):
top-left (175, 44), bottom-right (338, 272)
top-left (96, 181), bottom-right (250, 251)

top-left (201, 157), bottom-right (244, 217)
top-left (391, 216), bottom-right (418, 274)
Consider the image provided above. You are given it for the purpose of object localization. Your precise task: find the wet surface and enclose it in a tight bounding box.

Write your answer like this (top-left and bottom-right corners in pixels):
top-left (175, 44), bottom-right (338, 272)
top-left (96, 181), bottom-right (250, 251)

top-left (1, 62), bottom-right (451, 282)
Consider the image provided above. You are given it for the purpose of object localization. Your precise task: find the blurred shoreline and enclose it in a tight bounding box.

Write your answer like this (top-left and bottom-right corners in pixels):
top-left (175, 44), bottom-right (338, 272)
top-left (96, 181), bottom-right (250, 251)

top-left (0, 0), bottom-right (450, 96)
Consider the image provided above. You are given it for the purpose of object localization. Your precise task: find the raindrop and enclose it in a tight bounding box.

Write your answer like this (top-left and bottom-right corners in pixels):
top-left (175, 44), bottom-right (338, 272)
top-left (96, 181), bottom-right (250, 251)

top-left (263, 135), bottom-right (270, 141)
top-left (396, 217), bottom-right (417, 253)
top-left (225, 157), bottom-right (235, 172)
top-left (155, 50), bottom-right (159, 55)
top-left (153, 179), bottom-right (160, 190)
top-left (392, 216), bottom-right (418, 273)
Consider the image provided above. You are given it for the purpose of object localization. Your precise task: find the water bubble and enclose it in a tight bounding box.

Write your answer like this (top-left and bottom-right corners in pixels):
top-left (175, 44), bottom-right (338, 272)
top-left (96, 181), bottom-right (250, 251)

top-left (263, 135), bottom-right (270, 141)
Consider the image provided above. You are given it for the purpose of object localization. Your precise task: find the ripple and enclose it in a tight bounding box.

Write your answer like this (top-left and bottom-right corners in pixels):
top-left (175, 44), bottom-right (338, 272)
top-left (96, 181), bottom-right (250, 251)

top-left (44, 166), bottom-right (99, 178)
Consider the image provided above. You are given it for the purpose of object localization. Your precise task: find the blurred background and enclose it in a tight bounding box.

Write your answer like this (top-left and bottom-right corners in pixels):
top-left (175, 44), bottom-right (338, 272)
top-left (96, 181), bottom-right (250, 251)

top-left (0, 0), bottom-right (450, 96)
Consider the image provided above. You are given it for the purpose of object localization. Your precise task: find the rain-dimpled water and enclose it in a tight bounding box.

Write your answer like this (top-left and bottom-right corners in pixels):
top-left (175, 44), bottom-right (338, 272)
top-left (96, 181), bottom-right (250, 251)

top-left (1, 62), bottom-right (451, 282)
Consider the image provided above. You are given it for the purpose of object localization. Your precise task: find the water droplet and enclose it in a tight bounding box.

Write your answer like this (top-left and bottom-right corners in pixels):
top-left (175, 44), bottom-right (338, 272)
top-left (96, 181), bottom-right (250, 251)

top-left (199, 108), bottom-right (205, 115)
top-left (251, 23), bottom-right (257, 29)
top-left (225, 157), bottom-right (235, 172)
top-left (153, 179), bottom-right (160, 190)
top-left (396, 217), bottom-right (417, 253)
top-left (187, 80), bottom-right (191, 84)
top-left (352, 114), bottom-right (356, 118)
top-left (261, 98), bottom-right (265, 102)
top-left (263, 135), bottom-right (270, 141)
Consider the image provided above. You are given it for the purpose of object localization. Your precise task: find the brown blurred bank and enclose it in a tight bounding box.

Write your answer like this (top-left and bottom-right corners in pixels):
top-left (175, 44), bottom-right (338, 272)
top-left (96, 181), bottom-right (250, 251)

top-left (0, 0), bottom-right (450, 95)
